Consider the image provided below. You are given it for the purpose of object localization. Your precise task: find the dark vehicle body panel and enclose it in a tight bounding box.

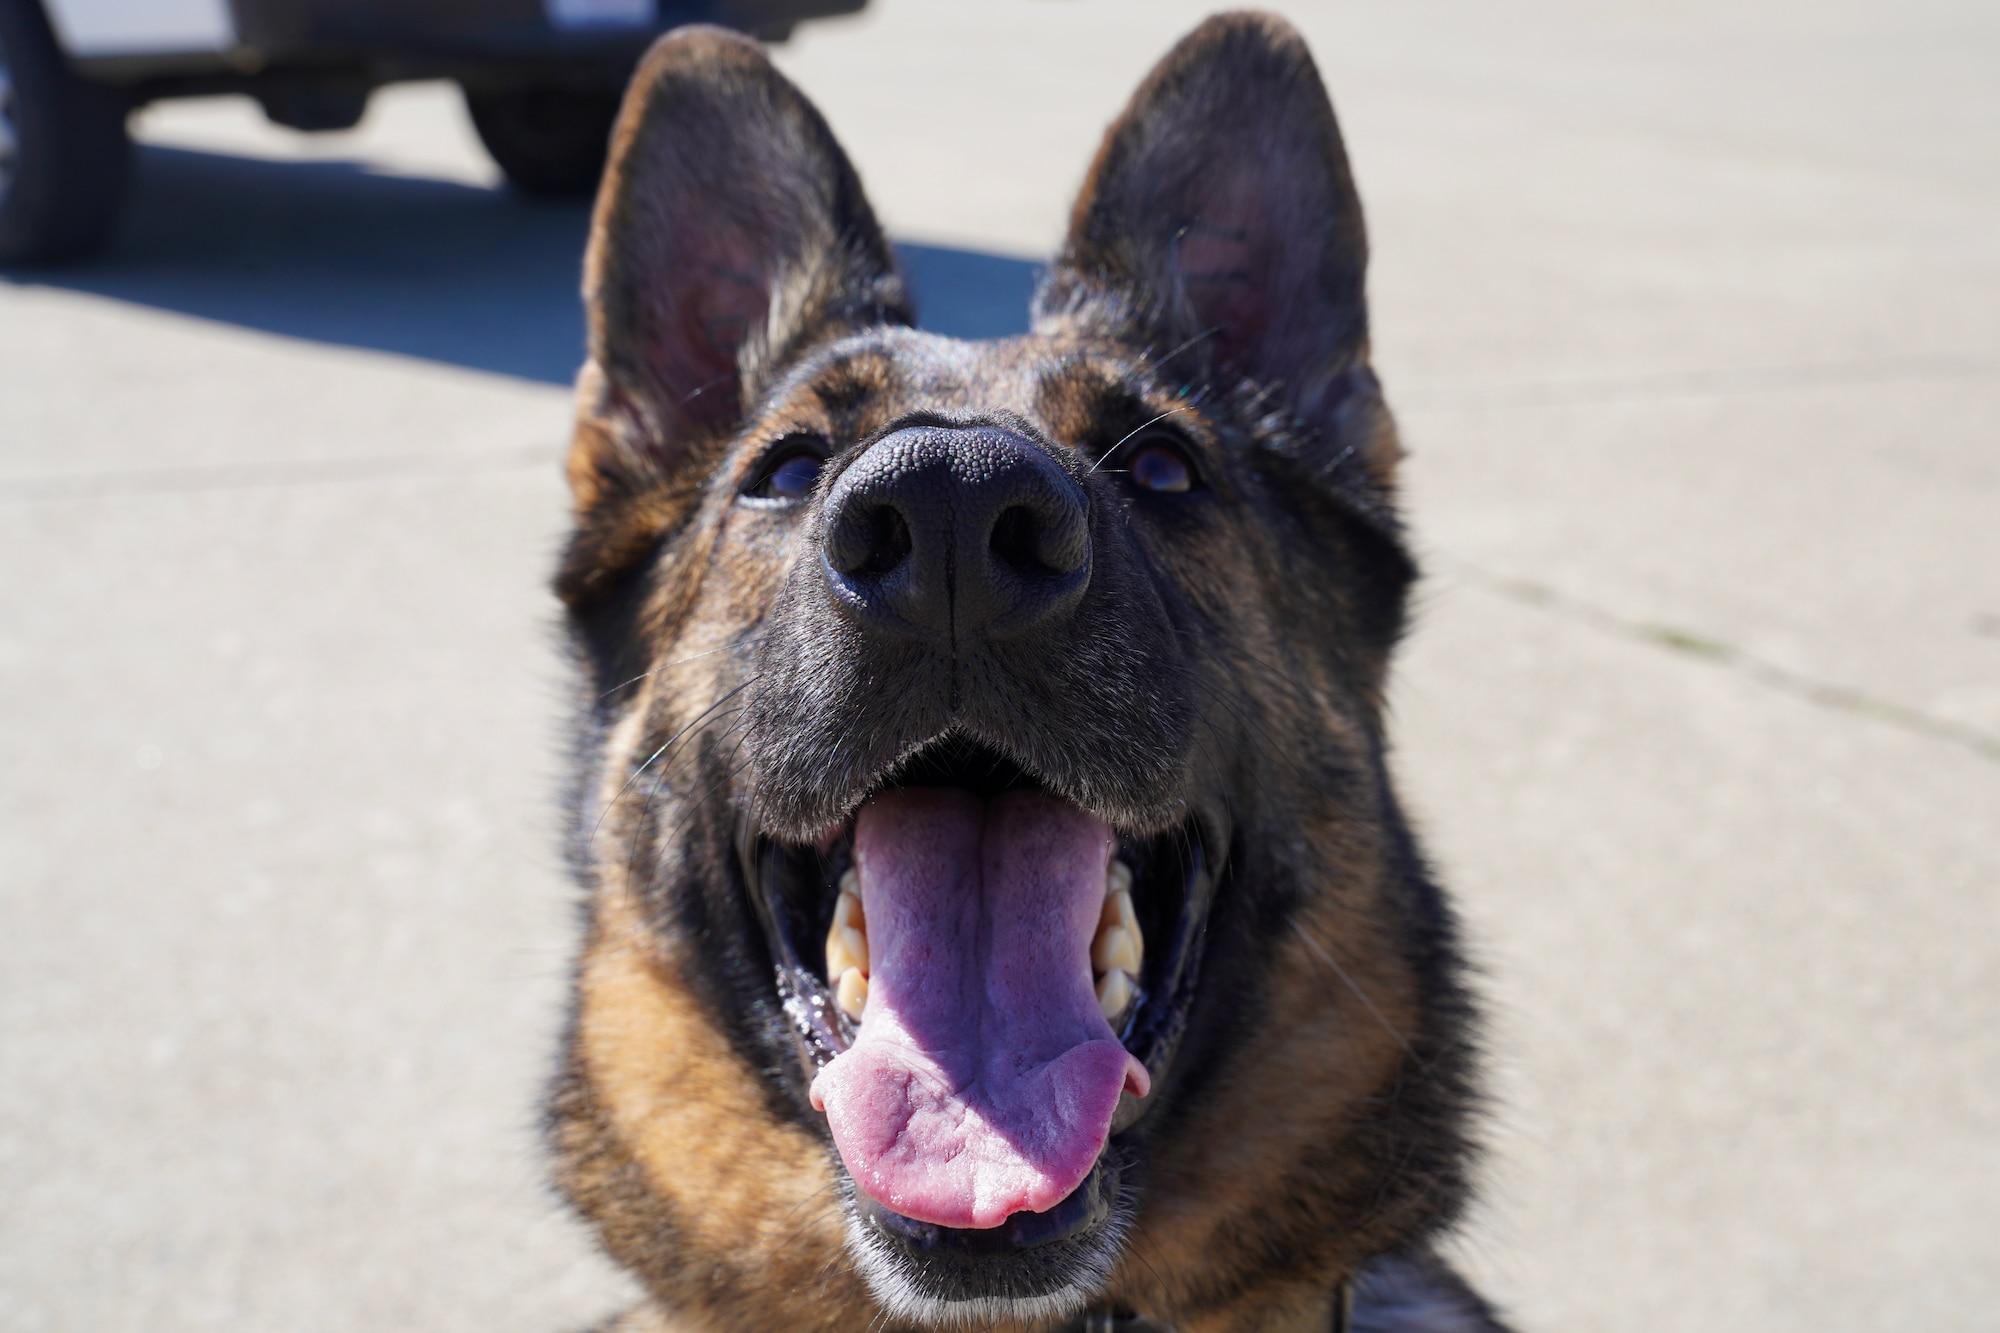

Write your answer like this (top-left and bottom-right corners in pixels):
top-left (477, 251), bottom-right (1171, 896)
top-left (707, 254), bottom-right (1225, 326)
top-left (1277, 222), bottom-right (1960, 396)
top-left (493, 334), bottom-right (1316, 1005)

top-left (64, 0), bottom-right (863, 98)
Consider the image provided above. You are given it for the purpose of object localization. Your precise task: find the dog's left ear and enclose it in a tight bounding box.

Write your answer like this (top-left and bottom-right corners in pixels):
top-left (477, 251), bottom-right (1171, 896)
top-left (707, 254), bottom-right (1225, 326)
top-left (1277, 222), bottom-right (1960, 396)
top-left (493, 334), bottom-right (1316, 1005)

top-left (562, 27), bottom-right (908, 601)
top-left (1039, 12), bottom-right (1399, 489)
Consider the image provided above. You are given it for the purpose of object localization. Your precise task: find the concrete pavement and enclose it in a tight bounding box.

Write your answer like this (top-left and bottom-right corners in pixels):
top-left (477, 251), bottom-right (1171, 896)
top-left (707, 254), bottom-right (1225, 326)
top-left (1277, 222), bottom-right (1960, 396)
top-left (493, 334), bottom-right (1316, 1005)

top-left (2, 2), bottom-right (1995, 1330)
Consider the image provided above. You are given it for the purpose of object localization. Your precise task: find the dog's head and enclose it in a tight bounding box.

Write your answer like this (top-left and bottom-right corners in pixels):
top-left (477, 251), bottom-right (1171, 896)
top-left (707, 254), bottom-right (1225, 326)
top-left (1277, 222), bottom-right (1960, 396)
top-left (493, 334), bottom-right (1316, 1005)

top-left (552, 14), bottom-right (1477, 1330)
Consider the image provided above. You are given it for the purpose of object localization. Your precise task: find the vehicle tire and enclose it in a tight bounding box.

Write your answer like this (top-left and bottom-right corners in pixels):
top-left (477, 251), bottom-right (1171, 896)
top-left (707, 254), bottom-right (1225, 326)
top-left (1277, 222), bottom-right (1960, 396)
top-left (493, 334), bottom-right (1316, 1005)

top-left (0, 0), bottom-right (131, 265)
top-left (462, 84), bottom-right (620, 199)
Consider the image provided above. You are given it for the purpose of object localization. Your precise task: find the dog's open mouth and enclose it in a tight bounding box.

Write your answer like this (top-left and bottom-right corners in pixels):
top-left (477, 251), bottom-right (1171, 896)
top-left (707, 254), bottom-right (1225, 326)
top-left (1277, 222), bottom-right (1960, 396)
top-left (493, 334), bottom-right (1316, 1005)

top-left (737, 737), bottom-right (1218, 1244)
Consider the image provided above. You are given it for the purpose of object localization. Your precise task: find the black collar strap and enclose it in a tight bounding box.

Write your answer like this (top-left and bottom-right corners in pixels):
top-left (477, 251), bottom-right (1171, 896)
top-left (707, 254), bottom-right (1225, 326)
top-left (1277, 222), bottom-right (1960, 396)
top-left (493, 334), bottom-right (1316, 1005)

top-left (1067, 1280), bottom-right (1352, 1333)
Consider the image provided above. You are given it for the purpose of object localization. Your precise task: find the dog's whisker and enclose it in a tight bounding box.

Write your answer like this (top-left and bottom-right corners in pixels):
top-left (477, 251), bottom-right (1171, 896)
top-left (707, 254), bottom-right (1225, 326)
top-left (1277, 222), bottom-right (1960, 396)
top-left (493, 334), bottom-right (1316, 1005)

top-left (1123, 1228), bottom-right (1178, 1312)
top-left (587, 680), bottom-right (755, 850)
top-left (595, 641), bottom-right (752, 701)
top-left (1289, 918), bottom-right (1419, 1061)
top-left (1087, 404), bottom-right (1196, 476)
top-left (653, 734), bottom-right (757, 854)
top-left (596, 696), bottom-right (752, 852)
top-left (617, 705), bottom-right (755, 892)
top-left (678, 367), bottom-right (736, 409)
top-left (1144, 323), bottom-right (1223, 374)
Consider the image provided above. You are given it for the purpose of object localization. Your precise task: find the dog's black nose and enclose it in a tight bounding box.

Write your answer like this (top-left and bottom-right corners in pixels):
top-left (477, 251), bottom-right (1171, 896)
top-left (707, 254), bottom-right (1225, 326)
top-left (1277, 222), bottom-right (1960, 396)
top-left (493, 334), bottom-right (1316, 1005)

top-left (821, 425), bottom-right (1089, 646)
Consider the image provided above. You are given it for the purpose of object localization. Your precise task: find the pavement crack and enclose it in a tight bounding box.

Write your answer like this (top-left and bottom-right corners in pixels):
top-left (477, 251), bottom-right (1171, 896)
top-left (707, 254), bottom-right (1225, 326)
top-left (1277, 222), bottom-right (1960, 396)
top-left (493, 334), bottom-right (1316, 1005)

top-left (1446, 559), bottom-right (2000, 765)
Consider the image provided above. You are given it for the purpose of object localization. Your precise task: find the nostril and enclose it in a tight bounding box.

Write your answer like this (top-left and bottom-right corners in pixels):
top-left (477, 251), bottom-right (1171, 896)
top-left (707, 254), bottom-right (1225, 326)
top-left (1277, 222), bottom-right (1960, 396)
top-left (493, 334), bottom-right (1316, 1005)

top-left (990, 500), bottom-right (1088, 579)
top-left (855, 505), bottom-right (912, 577)
top-left (829, 501), bottom-right (912, 578)
top-left (989, 506), bottom-right (1045, 576)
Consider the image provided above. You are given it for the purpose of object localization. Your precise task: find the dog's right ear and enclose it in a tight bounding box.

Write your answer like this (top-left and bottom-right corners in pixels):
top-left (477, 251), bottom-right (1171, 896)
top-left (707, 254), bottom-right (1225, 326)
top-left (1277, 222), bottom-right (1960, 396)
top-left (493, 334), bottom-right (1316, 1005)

top-left (562, 27), bottom-right (907, 603)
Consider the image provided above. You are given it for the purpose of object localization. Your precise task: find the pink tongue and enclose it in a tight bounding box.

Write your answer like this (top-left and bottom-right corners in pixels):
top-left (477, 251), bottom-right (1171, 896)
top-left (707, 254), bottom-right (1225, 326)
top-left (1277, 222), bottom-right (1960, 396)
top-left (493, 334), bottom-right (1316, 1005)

top-left (809, 788), bottom-right (1149, 1230)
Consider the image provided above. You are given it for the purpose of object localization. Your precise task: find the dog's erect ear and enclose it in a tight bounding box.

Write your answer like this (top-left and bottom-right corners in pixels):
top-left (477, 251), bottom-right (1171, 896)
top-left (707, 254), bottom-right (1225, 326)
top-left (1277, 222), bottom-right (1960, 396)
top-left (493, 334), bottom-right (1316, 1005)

top-left (1039, 12), bottom-right (1398, 487)
top-left (568, 27), bottom-right (908, 521)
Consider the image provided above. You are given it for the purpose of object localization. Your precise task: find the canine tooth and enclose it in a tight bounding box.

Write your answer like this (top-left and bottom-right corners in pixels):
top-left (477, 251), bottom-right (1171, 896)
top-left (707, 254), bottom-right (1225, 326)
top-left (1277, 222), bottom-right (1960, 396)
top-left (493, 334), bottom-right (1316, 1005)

top-left (838, 868), bottom-right (860, 903)
top-left (1106, 858), bottom-right (1133, 900)
top-left (1092, 924), bottom-right (1141, 976)
top-left (825, 925), bottom-right (868, 979)
top-left (1095, 887), bottom-right (1144, 973)
top-left (1114, 887), bottom-right (1140, 939)
top-left (1096, 968), bottom-right (1134, 1021)
top-left (826, 887), bottom-right (869, 980)
top-left (835, 967), bottom-right (869, 1021)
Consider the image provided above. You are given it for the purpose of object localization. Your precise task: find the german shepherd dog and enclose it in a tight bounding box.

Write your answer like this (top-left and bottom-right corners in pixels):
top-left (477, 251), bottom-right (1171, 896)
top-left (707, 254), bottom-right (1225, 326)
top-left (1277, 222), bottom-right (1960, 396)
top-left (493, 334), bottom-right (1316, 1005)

top-left (550, 12), bottom-right (1507, 1331)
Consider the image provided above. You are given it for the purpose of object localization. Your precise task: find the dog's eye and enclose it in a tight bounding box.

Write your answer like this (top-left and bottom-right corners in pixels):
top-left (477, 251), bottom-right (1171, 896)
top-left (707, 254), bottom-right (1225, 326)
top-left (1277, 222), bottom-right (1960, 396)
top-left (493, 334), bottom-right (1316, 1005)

top-left (746, 440), bottom-right (828, 503)
top-left (1125, 438), bottom-right (1196, 493)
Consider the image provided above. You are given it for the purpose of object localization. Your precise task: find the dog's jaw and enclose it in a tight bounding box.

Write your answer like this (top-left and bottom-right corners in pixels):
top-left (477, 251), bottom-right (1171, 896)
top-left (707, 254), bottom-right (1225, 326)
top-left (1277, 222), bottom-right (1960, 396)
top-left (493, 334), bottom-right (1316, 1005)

top-left (808, 791), bottom-right (1146, 1229)
top-left (734, 738), bottom-right (1228, 1314)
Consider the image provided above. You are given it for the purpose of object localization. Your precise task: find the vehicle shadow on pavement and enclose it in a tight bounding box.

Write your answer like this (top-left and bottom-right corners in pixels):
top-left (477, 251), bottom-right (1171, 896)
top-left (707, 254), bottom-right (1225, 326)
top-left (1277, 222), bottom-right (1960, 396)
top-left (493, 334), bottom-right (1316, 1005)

top-left (8, 144), bottom-right (1039, 384)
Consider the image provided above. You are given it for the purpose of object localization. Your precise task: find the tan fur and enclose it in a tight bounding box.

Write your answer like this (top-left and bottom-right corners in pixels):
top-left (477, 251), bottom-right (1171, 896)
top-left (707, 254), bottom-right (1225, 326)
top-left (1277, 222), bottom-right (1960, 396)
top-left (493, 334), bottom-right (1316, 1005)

top-left (563, 885), bottom-right (864, 1331)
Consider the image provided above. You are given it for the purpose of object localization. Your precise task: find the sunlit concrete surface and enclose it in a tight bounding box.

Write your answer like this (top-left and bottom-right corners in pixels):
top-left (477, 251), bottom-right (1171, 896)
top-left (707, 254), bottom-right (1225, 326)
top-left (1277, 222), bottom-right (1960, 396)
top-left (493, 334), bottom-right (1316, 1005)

top-left (2, 3), bottom-right (1995, 1330)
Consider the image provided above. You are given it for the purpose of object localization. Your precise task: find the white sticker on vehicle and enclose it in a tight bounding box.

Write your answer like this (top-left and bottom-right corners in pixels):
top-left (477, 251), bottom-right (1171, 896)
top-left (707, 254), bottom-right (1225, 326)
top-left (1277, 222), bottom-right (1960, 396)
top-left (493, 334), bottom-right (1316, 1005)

top-left (545, 0), bottom-right (657, 29)
top-left (42, 0), bottom-right (234, 57)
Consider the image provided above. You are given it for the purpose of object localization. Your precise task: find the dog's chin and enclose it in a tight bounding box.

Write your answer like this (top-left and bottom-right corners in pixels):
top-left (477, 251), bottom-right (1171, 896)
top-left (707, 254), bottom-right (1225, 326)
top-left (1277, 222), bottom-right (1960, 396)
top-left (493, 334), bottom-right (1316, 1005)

top-left (845, 1228), bottom-right (1111, 1328)
top-left (841, 1160), bottom-right (1132, 1327)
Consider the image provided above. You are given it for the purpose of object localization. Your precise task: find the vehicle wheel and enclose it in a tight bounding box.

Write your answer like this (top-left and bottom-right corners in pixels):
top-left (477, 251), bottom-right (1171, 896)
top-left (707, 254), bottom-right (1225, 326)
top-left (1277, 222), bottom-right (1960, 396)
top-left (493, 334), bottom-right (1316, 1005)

top-left (0, 0), bottom-right (130, 265)
top-left (462, 84), bottom-right (621, 199)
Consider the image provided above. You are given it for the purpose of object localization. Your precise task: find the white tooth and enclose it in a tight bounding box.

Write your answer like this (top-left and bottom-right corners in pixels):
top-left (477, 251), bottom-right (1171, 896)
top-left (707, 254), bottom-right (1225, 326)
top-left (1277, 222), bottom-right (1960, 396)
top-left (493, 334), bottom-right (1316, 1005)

top-left (1094, 887), bottom-right (1144, 974)
top-left (1092, 924), bottom-right (1141, 976)
top-left (840, 925), bottom-right (869, 975)
top-left (1106, 858), bottom-right (1133, 900)
top-left (826, 888), bottom-right (869, 979)
top-left (838, 868), bottom-right (860, 902)
top-left (825, 925), bottom-right (867, 979)
top-left (1112, 888), bottom-right (1140, 945)
top-left (1096, 967), bottom-right (1134, 1021)
top-left (836, 967), bottom-right (869, 1021)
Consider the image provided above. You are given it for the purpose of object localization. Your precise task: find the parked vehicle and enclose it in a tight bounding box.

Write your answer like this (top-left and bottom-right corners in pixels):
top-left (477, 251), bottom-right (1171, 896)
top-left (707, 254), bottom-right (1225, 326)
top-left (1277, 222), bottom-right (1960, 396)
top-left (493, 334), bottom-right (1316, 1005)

top-left (0, 0), bottom-right (863, 263)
